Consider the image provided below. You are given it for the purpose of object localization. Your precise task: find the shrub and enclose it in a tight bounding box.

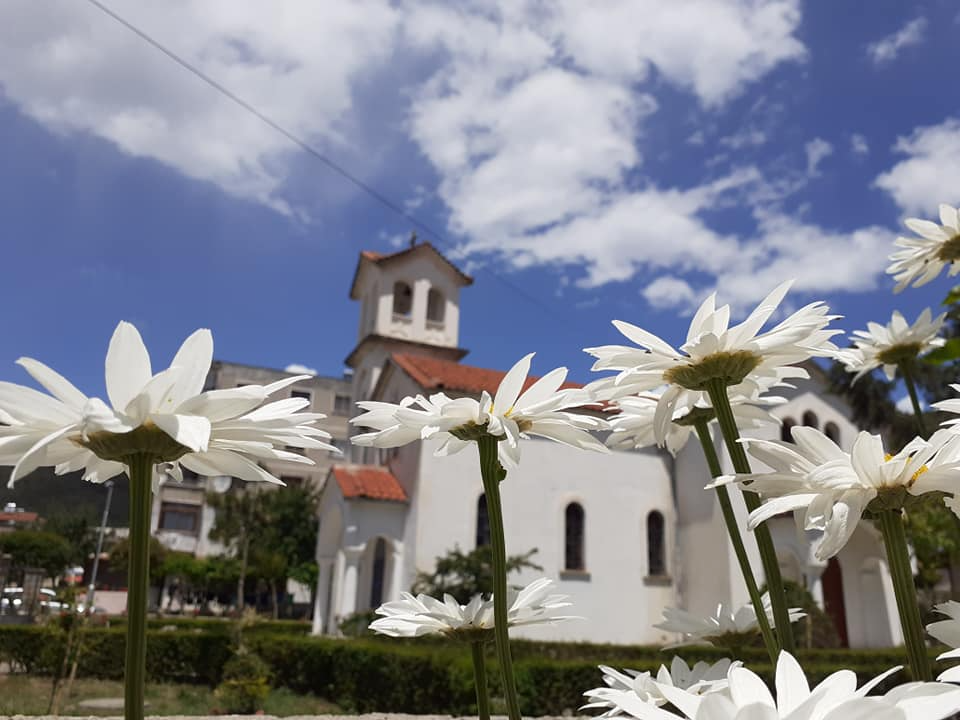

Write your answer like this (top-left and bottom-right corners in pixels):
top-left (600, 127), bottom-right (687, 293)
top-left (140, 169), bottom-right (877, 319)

top-left (108, 616), bottom-right (311, 636)
top-left (0, 625), bottom-right (232, 684)
top-left (0, 625), bottom-right (949, 711)
top-left (249, 635), bottom-right (475, 713)
top-left (215, 651), bottom-right (272, 713)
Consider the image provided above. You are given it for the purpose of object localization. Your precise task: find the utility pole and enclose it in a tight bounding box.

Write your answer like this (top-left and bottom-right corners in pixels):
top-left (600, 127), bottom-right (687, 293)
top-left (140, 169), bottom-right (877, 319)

top-left (86, 480), bottom-right (114, 613)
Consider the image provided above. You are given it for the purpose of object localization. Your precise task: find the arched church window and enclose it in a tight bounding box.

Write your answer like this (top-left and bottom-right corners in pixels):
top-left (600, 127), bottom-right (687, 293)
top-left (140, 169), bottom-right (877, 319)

top-left (565, 502), bottom-right (585, 571)
top-left (824, 421), bottom-right (840, 444)
top-left (392, 281), bottom-right (413, 317)
top-left (647, 511), bottom-right (666, 576)
top-left (781, 417), bottom-right (796, 443)
top-left (427, 287), bottom-right (445, 325)
top-left (476, 494), bottom-right (490, 548)
top-left (369, 537), bottom-right (387, 609)
top-left (802, 410), bottom-right (818, 429)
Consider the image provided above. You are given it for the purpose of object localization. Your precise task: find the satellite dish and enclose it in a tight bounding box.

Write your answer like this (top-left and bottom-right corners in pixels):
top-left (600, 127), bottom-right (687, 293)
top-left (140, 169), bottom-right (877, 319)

top-left (211, 476), bottom-right (232, 494)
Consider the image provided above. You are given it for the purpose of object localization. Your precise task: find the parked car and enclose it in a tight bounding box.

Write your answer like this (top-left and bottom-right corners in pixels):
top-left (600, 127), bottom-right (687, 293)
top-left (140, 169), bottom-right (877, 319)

top-left (1, 587), bottom-right (70, 612)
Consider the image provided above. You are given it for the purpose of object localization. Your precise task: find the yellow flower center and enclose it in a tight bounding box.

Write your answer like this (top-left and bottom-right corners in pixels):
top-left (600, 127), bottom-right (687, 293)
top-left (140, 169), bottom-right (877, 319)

top-left (74, 422), bottom-right (193, 464)
top-left (663, 350), bottom-right (763, 391)
top-left (883, 453), bottom-right (928, 485)
top-left (936, 233), bottom-right (960, 263)
top-left (876, 342), bottom-right (924, 367)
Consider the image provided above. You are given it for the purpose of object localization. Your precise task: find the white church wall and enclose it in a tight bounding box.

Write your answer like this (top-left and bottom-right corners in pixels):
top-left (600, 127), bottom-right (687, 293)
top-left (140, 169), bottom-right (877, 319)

top-left (838, 525), bottom-right (902, 648)
top-left (413, 436), bottom-right (676, 644)
top-left (674, 425), bottom-right (762, 617)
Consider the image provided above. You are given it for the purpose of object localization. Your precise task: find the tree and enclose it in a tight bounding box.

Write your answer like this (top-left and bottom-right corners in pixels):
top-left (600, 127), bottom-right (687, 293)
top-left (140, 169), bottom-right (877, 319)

top-left (108, 535), bottom-right (168, 585)
top-left (44, 511), bottom-right (98, 566)
top-left (207, 484), bottom-right (321, 614)
top-left (0, 530), bottom-right (73, 583)
top-left (207, 489), bottom-right (265, 612)
top-left (411, 545), bottom-right (542, 604)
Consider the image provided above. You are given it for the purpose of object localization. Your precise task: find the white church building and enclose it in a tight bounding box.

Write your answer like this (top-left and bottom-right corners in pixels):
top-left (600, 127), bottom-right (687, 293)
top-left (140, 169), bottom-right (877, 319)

top-left (312, 241), bottom-right (901, 648)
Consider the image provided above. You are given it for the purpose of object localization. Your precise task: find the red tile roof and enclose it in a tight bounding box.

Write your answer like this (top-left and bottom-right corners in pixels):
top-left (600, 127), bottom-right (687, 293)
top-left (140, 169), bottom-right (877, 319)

top-left (0, 511), bottom-right (39, 524)
top-left (391, 353), bottom-right (584, 396)
top-left (350, 242), bottom-right (473, 298)
top-left (331, 465), bottom-right (407, 503)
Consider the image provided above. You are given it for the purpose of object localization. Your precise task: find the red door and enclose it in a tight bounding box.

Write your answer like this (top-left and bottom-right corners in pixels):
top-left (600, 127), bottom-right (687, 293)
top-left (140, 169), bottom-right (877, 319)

top-left (822, 557), bottom-right (849, 647)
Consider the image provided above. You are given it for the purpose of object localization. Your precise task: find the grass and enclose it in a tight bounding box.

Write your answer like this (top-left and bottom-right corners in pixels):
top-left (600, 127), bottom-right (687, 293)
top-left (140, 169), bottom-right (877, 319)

top-left (0, 674), bottom-right (342, 716)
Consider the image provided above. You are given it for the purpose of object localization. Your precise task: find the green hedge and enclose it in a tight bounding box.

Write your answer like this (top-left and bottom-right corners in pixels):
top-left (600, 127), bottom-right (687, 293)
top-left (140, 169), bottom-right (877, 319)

top-left (0, 625), bottom-right (952, 715)
top-left (0, 625), bottom-right (232, 684)
top-left (251, 635), bottom-right (476, 713)
top-left (106, 616), bottom-right (311, 636)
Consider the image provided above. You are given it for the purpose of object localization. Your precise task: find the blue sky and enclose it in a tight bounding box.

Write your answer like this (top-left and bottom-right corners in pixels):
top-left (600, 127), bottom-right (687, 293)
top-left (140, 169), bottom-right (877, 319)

top-left (1, 0), bottom-right (959, 399)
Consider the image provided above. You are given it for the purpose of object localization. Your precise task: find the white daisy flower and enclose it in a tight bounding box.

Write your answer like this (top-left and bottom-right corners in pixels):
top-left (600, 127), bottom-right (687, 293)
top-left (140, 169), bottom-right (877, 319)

top-left (352, 353), bottom-right (607, 467)
top-left (600, 651), bottom-right (960, 720)
top-left (584, 281), bottom-right (840, 440)
top-left (888, 204), bottom-right (960, 293)
top-left (927, 601), bottom-right (960, 683)
top-left (835, 308), bottom-right (945, 382)
top-left (582, 657), bottom-right (735, 714)
top-left (368, 578), bottom-right (576, 640)
top-left (712, 426), bottom-right (960, 559)
top-left (0, 321), bottom-right (337, 489)
top-left (931, 385), bottom-right (960, 434)
top-left (653, 595), bottom-right (804, 650)
top-left (604, 391), bottom-right (782, 458)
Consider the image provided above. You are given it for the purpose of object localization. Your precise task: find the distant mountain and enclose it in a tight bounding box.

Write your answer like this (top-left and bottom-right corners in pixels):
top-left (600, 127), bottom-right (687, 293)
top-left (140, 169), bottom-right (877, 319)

top-left (0, 466), bottom-right (130, 526)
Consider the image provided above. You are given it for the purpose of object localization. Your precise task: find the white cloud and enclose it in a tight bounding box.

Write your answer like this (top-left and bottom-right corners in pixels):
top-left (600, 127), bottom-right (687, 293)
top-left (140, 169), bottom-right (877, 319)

top-left (850, 133), bottom-right (869, 156)
top-left (719, 128), bottom-right (767, 150)
top-left (866, 17), bottom-right (927, 65)
top-left (643, 276), bottom-right (698, 310)
top-left (631, 206), bottom-right (893, 314)
top-left (284, 363), bottom-right (317, 376)
top-left (874, 119), bottom-right (960, 215)
top-left (1, 0), bottom-right (857, 312)
top-left (402, 1), bottom-right (817, 303)
top-left (0, 0), bottom-right (400, 214)
top-left (715, 210), bottom-right (894, 309)
top-left (804, 138), bottom-right (833, 176)
top-left (554, 0), bottom-right (806, 106)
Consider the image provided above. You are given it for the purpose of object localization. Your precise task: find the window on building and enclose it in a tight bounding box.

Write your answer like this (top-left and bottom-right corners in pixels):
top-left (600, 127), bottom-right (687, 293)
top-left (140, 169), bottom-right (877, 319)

top-left (647, 511), bottom-right (666, 577)
top-left (802, 410), bottom-right (819, 429)
top-left (369, 538), bottom-right (387, 609)
top-left (564, 502), bottom-right (585, 571)
top-left (781, 417), bottom-right (796, 443)
top-left (476, 494), bottom-right (490, 548)
top-left (426, 288), bottom-right (445, 326)
top-left (392, 281), bottom-right (413, 317)
top-left (333, 394), bottom-right (351, 416)
top-left (158, 503), bottom-right (201, 535)
top-left (291, 389), bottom-right (312, 404)
top-left (328, 437), bottom-right (347, 458)
top-left (824, 422), bottom-right (840, 444)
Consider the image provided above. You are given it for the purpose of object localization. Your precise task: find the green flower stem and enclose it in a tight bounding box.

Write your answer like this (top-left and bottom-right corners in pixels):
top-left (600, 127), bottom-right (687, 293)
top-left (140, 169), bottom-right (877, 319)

top-left (694, 420), bottom-right (779, 664)
top-left (878, 508), bottom-right (932, 680)
top-left (124, 453), bottom-right (154, 720)
top-left (705, 379), bottom-right (795, 654)
top-left (470, 641), bottom-right (491, 720)
top-left (899, 361), bottom-right (928, 439)
top-left (476, 435), bottom-right (522, 720)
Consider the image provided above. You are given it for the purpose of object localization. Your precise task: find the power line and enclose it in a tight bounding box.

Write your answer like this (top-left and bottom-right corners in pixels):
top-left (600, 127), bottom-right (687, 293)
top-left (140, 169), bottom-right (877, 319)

top-left (83, 0), bottom-right (560, 318)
